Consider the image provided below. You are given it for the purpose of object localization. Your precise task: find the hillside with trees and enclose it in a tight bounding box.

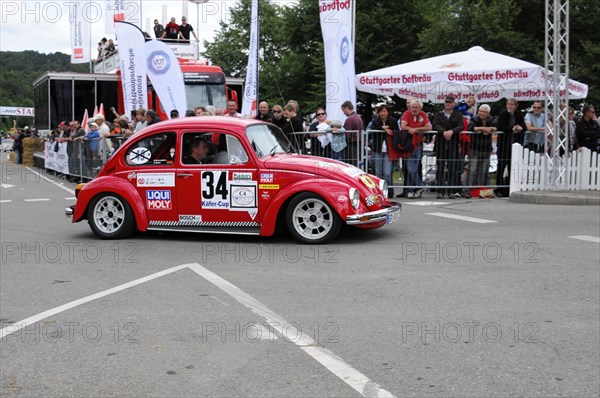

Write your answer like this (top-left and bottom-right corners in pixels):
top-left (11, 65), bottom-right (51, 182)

top-left (0, 51), bottom-right (87, 130)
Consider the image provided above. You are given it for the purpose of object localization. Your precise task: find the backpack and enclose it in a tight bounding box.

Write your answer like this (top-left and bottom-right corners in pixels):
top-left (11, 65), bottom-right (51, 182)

top-left (392, 129), bottom-right (414, 154)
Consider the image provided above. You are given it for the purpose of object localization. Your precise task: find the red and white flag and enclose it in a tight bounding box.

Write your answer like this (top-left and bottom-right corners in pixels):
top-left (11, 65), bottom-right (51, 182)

top-left (81, 109), bottom-right (89, 132)
top-left (69, 0), bottom-right (91, 63)
top-left (241, 0), bottom-right (259, 117)
top-left (105, 0), bottom-right (141, 33)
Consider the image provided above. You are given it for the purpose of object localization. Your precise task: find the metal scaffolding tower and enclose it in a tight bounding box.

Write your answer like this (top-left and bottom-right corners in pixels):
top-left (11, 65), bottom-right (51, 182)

top-left (544, 0), bottom-right (570, 189)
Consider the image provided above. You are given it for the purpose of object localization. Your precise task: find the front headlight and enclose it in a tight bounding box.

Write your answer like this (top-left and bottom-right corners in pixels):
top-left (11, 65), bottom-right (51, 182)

top-left (379, 180), bottom-right (388, 199)
top-left (349, 188), bottom-right (360, 209)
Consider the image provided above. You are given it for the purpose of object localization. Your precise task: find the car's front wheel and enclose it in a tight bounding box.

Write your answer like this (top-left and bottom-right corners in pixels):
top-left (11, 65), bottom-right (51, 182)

top-left (286, 192), bottom-right (341, 244)
top-left (87, 193), bottom-right (136, 239)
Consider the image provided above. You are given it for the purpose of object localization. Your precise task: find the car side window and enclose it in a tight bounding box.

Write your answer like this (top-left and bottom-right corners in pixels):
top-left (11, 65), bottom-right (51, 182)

top-left (125, 132), bottom-right (176, 166)
top-left (214, 134), bottom-right (249, 165)
top-left (181, 132), bottom-right (248, 165)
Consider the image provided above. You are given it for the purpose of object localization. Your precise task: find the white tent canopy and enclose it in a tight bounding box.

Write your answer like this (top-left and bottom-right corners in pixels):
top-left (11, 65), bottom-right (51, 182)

top-left (356, 46), bottom-right (588, 103)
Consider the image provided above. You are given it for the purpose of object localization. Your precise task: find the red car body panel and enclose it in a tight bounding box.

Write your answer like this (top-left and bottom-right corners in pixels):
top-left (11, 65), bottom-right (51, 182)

top-left (69, 117), bottom-right (400, 240)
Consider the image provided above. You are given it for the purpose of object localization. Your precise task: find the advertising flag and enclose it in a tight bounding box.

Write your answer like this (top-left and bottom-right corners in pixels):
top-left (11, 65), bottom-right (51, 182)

top-left (144, 40), bottom-right (188, 118)
top-left (115, 21), bottom-right (148, 119)
top-left (319, 0), bottom-right (356, 121)
top-left (241, 0), bottom-right (259, 117)
top-left (69, 0), bottom-right (91, 63)
top-left (105, 0), bottom-right (141, 33)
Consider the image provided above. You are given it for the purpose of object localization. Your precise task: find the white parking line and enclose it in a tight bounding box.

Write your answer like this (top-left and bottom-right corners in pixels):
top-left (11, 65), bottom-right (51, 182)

top-left (426, 212), bottom-right (498, 224)
top-left (403, 201), bottom-right (449, 206)
top-left (188, 263), bottom-right (396, 398)
top-left (65, 197), bottom-right (77, 200)
top-left (24, 198), bottom-right (50, 202)
top-left (25, 167), bottom-right (75, 195)
top-left (568, 235), bottom-right (600, 243)
top-left (0, 200), bottom-right (12, 204)
top-left (0, 264), bottom-right (191, 339)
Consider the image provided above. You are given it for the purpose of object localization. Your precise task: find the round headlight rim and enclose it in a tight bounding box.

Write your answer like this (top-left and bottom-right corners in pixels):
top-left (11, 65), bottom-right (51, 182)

top-left (379, 179), bottom-right (388, 199)
top-left (349, 187), bottom-right (360, 209)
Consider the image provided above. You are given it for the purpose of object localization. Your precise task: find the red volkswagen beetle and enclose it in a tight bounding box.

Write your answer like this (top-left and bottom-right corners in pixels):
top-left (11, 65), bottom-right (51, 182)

top-left (66, 117), bottom-right (401, 244)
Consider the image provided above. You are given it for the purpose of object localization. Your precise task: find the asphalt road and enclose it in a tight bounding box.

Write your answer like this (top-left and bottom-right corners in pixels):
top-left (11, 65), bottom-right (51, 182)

top-left (1, 158), bottom-right (599, 397)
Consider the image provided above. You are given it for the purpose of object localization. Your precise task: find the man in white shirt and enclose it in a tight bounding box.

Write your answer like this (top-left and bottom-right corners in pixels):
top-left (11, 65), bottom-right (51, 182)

top-left (224, 100), bottom-right (241, 117)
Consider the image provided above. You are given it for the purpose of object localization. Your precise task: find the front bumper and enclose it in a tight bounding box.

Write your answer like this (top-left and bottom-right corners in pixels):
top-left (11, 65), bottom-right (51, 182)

top-left (346, 203), bottom-right (402, 225)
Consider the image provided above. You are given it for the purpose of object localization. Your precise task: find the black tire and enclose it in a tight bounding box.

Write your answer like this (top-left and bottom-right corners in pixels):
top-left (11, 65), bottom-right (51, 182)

top-left (87, 193), bottom-right (136, 239)
top-left (286, 192), bottom-right (342, 244)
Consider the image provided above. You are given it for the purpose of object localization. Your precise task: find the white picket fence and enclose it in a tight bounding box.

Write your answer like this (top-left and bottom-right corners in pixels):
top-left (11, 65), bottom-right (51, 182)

top-left (510, 143), bottom-right (600, 193)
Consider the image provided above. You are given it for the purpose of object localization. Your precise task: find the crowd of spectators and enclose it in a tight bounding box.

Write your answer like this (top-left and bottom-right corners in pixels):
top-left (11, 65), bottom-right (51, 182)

top-left (16, 98), bottom-right (599, 193)
top-left (95, 37), bottom-right (116, 62)
top-left (153, 16), bottom-right (197, 43)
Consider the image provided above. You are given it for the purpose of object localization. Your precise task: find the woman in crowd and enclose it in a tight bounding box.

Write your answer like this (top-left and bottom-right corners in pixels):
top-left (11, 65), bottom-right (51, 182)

top-left (369, 104), bottom-right (399, 198)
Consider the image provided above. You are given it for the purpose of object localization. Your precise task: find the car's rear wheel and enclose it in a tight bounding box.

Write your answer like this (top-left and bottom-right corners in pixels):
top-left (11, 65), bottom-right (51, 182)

top-left (286, 193), bottom-right (341, 244)
top-left (87, 193), bottom-right (136, 239)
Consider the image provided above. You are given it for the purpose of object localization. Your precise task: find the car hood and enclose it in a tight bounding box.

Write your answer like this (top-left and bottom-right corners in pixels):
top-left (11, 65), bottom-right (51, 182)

top-left (262, 155), bottom-right (381, 194)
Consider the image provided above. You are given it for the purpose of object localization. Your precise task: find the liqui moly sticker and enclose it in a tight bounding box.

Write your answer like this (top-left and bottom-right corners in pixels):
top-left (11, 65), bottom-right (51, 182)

top-left (260, 173), bottom-right (273, 183)
top-left (146, 190), bottom-right (172, 210)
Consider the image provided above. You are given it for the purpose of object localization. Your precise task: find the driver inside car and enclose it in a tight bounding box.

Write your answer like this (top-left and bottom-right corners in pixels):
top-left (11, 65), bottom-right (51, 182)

top-left (183, 138), bottom-right (209, 164)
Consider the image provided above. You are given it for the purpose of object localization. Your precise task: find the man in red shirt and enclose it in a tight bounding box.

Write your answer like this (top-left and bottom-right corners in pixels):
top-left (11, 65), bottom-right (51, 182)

top-left (161, 17), bottom-right (180, 41)
top-left (401, 99), bottom-right (431, 198)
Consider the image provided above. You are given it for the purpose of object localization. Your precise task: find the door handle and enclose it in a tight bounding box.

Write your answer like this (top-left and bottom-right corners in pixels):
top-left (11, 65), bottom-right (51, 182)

top-left (177, 173), bottom-right (194, 177)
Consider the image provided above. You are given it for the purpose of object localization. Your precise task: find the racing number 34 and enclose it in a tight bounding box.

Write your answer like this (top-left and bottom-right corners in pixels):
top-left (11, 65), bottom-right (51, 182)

top-left (202, 171), bottom-right (228, 200)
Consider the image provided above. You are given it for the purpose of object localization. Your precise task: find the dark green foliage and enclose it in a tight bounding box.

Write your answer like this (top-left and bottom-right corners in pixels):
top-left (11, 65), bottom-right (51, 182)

top-left (0, 51), bottom-right (87, 129)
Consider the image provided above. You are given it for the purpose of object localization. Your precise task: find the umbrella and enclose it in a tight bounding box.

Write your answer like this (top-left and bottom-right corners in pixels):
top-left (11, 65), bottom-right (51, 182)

top-left (356, 46), bottom-right (588, 103)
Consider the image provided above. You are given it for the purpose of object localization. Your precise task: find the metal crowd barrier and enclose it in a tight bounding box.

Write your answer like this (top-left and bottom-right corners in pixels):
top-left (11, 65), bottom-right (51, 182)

top-left (42, 129), bottom-right (522, 196)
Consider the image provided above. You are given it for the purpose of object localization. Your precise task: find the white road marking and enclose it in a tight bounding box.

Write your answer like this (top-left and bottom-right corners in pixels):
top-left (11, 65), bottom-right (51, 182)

top-left (426, 212), bottom-right (498, 224)
top-left (1, 183), bottom-right (15, 188)
top-left (209, 295), bottom-right (230, 306)
top-left (24, 198), bottom-right (50, 202)
top-left (568, 235), bottom-right (600, 243)
top-left (25, 167), bottom-right (75, 195)
top-left (0, 264), bottom-right (191, 339)
top-left (0, 200), bottom-right (12, 203)
top-left (65, 197), bottom-right (77, 200)
top-left (403, 201), bottom-right (449, 206)
top-left (188, 263), bottom-right (396, 398)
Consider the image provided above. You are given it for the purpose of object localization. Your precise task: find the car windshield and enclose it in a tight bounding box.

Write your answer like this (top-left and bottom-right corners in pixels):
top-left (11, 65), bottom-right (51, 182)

top-left (245, 124), bottom-right (294, 158)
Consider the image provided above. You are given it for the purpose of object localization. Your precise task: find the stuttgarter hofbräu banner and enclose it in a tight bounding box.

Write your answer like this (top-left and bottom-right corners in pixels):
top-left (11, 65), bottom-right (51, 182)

top-left (144, 40), bottom-right (188, 119)
top-left (241, 0), bottom-right (259, 117)
top-left (105, 0), bottom-right (141, 34)
top-left (355, 46), bottom-right (589, 103)
top-left (115, 21), bottom-right (148, 119)
top-left (319, 0), bottom-right (356, 122)
top-left (69, 0), bottom-right (91, 63)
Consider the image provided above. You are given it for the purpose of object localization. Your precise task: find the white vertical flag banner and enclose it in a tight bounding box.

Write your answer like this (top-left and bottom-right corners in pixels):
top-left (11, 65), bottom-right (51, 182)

top-left (115, 21), bottom-right (148, 119)
top-left (241, 0), bottom-right (259, 117)
top-left (105, 0), bottom-right (141, 34)
top-left (69, 0), bottom-right (91, 63)
top-left (319, 0), bottom-right (356, 121)
top-left (144, 40), bottom-right (188, 119)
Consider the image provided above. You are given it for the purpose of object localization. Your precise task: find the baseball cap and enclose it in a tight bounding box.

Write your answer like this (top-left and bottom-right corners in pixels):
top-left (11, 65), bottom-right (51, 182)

top-left (89, 122), bottom-right (98, 128)
top-left (445, 95), bottom-right (456, 102)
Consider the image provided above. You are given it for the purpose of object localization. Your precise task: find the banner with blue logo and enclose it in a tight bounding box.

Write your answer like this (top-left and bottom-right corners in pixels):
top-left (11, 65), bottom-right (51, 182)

top-left (144, 40), bottom-right (188, 119)
top-left (319, 0), bottom-right (356, 122)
